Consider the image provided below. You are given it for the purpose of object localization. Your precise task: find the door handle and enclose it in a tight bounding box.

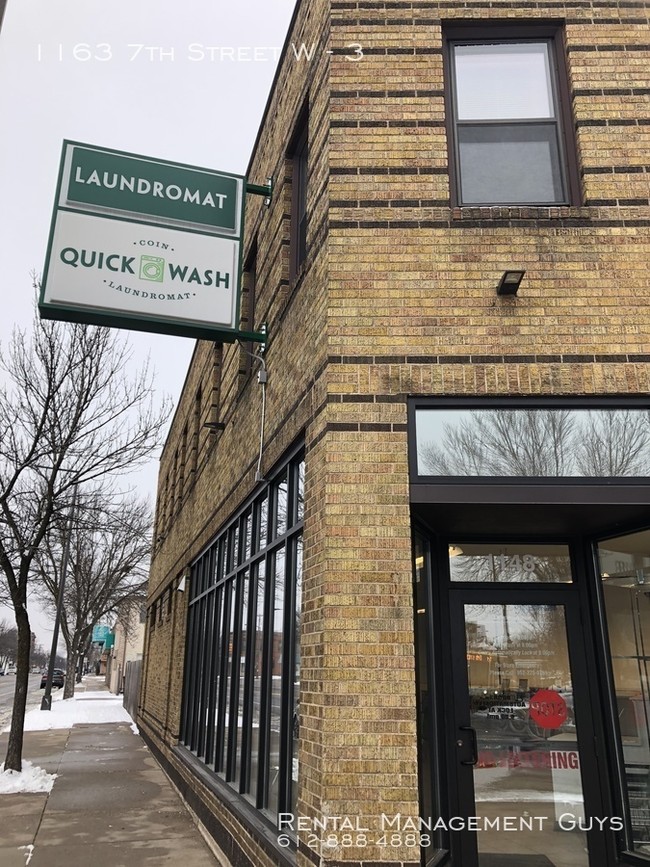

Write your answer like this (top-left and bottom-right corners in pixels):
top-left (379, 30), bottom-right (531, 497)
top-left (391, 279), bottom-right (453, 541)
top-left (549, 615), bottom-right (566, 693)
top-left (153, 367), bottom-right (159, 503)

top-left (459, 725), bottom-right (478, 766)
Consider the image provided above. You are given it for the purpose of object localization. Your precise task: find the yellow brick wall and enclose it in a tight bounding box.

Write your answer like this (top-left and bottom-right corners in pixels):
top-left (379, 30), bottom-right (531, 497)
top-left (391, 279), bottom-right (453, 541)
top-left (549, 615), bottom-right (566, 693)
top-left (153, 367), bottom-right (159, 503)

top-left (141, 1), bottom-right (650, 865)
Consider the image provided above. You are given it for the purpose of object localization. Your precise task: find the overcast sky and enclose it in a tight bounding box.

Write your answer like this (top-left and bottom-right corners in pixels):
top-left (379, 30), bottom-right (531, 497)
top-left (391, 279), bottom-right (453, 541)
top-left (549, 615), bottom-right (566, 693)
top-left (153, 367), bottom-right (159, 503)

top-left (0, 0), bottom-right (296, 650)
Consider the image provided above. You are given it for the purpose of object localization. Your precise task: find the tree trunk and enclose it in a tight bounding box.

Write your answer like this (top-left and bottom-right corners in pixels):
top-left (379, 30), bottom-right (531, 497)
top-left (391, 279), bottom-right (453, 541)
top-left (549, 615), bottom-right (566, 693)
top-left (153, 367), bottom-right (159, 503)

top-left (63, 649), bottom-right (77, 699)
top-left (3, 605), bottom-right (32, 772)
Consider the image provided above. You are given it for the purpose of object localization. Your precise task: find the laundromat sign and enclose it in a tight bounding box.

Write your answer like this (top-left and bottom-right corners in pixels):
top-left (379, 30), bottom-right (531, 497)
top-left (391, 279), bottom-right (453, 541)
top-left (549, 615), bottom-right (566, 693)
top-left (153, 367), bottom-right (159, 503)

top-left (39, 141), bottom-right (252, 342)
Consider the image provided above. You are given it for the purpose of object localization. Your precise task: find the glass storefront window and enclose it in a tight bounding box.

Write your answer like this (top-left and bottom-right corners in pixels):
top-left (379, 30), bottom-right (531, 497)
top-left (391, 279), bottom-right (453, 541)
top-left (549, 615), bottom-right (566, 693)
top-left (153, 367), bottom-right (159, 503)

top-left (180, 449), bottom-right (304, 826)
top-left (598, 530), bottom-right (650, 855)
top-left (449, 544), bottom-right (572, 583)
top-left (416, 407), bottom-right (650, 477)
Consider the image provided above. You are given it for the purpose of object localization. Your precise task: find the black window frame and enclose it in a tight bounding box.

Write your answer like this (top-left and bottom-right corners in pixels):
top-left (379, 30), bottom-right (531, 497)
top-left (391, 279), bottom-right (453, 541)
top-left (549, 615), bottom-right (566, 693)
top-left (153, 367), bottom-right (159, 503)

top-left (179, 445), bottom-right (304, 833)
top-left (443, 22), bottom-right (581, 208)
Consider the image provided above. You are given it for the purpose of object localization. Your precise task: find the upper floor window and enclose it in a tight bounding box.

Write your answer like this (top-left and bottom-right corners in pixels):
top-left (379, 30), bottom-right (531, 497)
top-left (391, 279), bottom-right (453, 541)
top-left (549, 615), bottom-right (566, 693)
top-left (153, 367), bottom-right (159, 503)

top-left (446, 27), bottom-right (578, 206)
top-left (289, 115), bottom-right (308, 278)
top-left (238, 241), bottom-right (257, 389)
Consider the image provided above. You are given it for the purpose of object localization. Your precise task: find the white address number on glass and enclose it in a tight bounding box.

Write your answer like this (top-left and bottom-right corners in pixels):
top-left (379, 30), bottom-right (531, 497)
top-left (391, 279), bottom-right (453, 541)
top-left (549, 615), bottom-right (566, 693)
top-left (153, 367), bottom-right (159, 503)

top-left (497, 554), bottom-right (536, 574)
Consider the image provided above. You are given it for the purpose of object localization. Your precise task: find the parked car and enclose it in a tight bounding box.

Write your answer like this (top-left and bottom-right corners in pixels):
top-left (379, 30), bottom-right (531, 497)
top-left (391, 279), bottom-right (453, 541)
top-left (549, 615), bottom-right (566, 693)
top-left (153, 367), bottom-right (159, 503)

top-left (5, 666), bottom-right (17, 675)
top-left (40, 669), bottom-right (65, 689)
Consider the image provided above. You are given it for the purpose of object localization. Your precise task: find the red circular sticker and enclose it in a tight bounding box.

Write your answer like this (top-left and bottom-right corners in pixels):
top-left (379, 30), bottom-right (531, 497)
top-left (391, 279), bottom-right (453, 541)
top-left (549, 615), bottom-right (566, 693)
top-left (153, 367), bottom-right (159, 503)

top-left (528, 689), bottom-right (567, 729)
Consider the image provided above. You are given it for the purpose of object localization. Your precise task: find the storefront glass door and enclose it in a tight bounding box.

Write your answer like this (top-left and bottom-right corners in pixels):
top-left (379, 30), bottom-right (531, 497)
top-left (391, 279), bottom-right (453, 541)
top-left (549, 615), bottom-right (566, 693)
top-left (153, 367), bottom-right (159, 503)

top-left (447, 545), bottom-right (608, 867)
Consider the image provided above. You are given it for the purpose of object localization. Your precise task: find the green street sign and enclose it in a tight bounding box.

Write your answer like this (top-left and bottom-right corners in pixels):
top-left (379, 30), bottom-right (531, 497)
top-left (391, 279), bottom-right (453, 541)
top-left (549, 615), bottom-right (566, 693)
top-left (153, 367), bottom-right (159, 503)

top-left (39, 141), bottom-right (267, 343)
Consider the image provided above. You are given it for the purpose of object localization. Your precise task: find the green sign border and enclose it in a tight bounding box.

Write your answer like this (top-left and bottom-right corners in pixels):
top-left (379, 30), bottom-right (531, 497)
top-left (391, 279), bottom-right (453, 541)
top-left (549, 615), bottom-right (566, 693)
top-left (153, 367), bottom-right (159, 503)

top-left (39, 141), bottom-right (264, 344)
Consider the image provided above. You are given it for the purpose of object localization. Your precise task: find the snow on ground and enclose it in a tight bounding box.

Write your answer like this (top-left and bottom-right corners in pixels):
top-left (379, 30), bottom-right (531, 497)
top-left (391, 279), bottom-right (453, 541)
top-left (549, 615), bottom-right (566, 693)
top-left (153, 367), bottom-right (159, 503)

top-left (19, 689), bottom-right (134, 732)
top-left (0, 760), bottom-right (56, 793)
top-left (0, 679), bottom-right (136, 793)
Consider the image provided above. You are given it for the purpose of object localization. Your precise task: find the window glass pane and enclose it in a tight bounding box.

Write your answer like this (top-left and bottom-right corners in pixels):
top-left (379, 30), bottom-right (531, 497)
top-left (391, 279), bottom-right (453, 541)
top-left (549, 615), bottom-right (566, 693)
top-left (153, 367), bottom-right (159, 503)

top-left (247, 560), bottom-right (266, 798)
top-left (211, 545), bottom-right (219, 585)
top-left (219, 538), bottom-right (227, 583)
top-left (449, 543), bottom-right (572, 583)
top-left (225, 530), bottom-right (233, 574)
top-left (180, 602), bottom-right (197, 743)
top-left (275, 475), bottom-right (289, 538)
top-left (455, 43), bottom-right (553, 120)
top-left (232, 524), bottom-right (240, 569)
top-left (193, 597), bottom-right (208, 751)
top-left (215, 584), bottom-right (230, 768)
top-left (205, 587), bottom-right (223, 766)
top-left (297, 460), bottom-right (305, 522)
top-left (416, 408), bottom-right (650, 477)
top-left (244, 511), bottom-right (252, 562)
top-left (266, 546), bottom-right (286, 817)
top-left (458, 124), bottom-right (564, 204)
top-left (258, 493), bottom-right (268, 552)
top-left (189, 563), bottom-right (199, 601)
top-left (598, 530), bottom-right (650, 852)
top-left (197, 592), bottom-right (215, 758)
top-left (465, 603), bottom-right (588, 864)
top-left (218, 584), bottom-right (235, 773)
top-left (291, 537), bottom-right (303, 816)
top-left (234, 570), bottom-right (249, 786)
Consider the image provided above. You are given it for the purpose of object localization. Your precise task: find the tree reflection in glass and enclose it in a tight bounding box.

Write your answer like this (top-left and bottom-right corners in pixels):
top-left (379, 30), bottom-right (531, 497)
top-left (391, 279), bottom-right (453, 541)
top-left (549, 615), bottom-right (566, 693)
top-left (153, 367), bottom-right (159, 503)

top-left (417, 408), bottom-right (650, 477)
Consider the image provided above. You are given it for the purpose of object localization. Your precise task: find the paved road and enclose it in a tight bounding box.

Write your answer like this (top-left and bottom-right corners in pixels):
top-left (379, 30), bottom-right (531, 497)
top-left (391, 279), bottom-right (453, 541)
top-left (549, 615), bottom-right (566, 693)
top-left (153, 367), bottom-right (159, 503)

top-left (0, 673), bottom-right (43, 731)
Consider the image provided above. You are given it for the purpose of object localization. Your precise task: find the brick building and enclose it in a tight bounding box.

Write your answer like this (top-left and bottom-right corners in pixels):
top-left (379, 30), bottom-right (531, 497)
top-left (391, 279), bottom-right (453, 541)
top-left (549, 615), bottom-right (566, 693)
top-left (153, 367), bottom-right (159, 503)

top-left (139, 2), bottom-right (650, 866)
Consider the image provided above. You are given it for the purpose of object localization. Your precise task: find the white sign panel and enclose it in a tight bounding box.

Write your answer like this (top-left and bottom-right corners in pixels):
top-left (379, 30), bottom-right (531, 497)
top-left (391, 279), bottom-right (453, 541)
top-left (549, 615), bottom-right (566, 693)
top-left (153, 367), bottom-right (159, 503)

top-left (43, 210), bottom-right (239, 330)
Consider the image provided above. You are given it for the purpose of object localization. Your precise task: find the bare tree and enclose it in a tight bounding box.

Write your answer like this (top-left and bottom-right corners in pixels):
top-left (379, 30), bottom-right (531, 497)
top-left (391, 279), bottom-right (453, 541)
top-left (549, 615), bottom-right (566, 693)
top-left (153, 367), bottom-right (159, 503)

top-left (0, 309), bottom-right (170, 771)
top-left (33, 492), bottom-right (152, 699)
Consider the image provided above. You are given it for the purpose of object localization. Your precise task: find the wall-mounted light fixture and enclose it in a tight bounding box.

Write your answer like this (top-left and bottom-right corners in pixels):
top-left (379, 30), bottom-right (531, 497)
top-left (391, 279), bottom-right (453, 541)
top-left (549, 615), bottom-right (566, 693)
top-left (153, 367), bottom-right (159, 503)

top-left (177, 567), bottom-right (191, 593)
top-left (496, 270), bottom-right (525, 296)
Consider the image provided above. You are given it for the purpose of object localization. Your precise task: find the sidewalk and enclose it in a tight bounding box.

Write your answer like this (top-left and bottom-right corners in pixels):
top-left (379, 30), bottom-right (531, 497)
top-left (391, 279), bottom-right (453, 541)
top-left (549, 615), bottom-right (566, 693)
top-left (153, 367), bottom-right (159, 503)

top-left (0, 678), bottom-right (221, 867)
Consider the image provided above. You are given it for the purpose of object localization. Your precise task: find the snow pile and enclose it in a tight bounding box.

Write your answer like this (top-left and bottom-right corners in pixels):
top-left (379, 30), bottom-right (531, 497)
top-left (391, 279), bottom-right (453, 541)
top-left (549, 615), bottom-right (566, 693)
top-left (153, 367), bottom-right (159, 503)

top-left (1, 689), bottom-right (134, 734)
top-left (21, 690), bottom-right (134, 732)
top-left (0, 760), bottom-right (56, 793)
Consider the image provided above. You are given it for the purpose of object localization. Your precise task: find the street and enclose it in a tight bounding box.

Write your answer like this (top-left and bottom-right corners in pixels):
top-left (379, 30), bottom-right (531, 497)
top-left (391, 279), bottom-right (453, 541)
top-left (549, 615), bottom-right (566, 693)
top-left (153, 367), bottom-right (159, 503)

top-left (0, 674), bottom-right (43, 732)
